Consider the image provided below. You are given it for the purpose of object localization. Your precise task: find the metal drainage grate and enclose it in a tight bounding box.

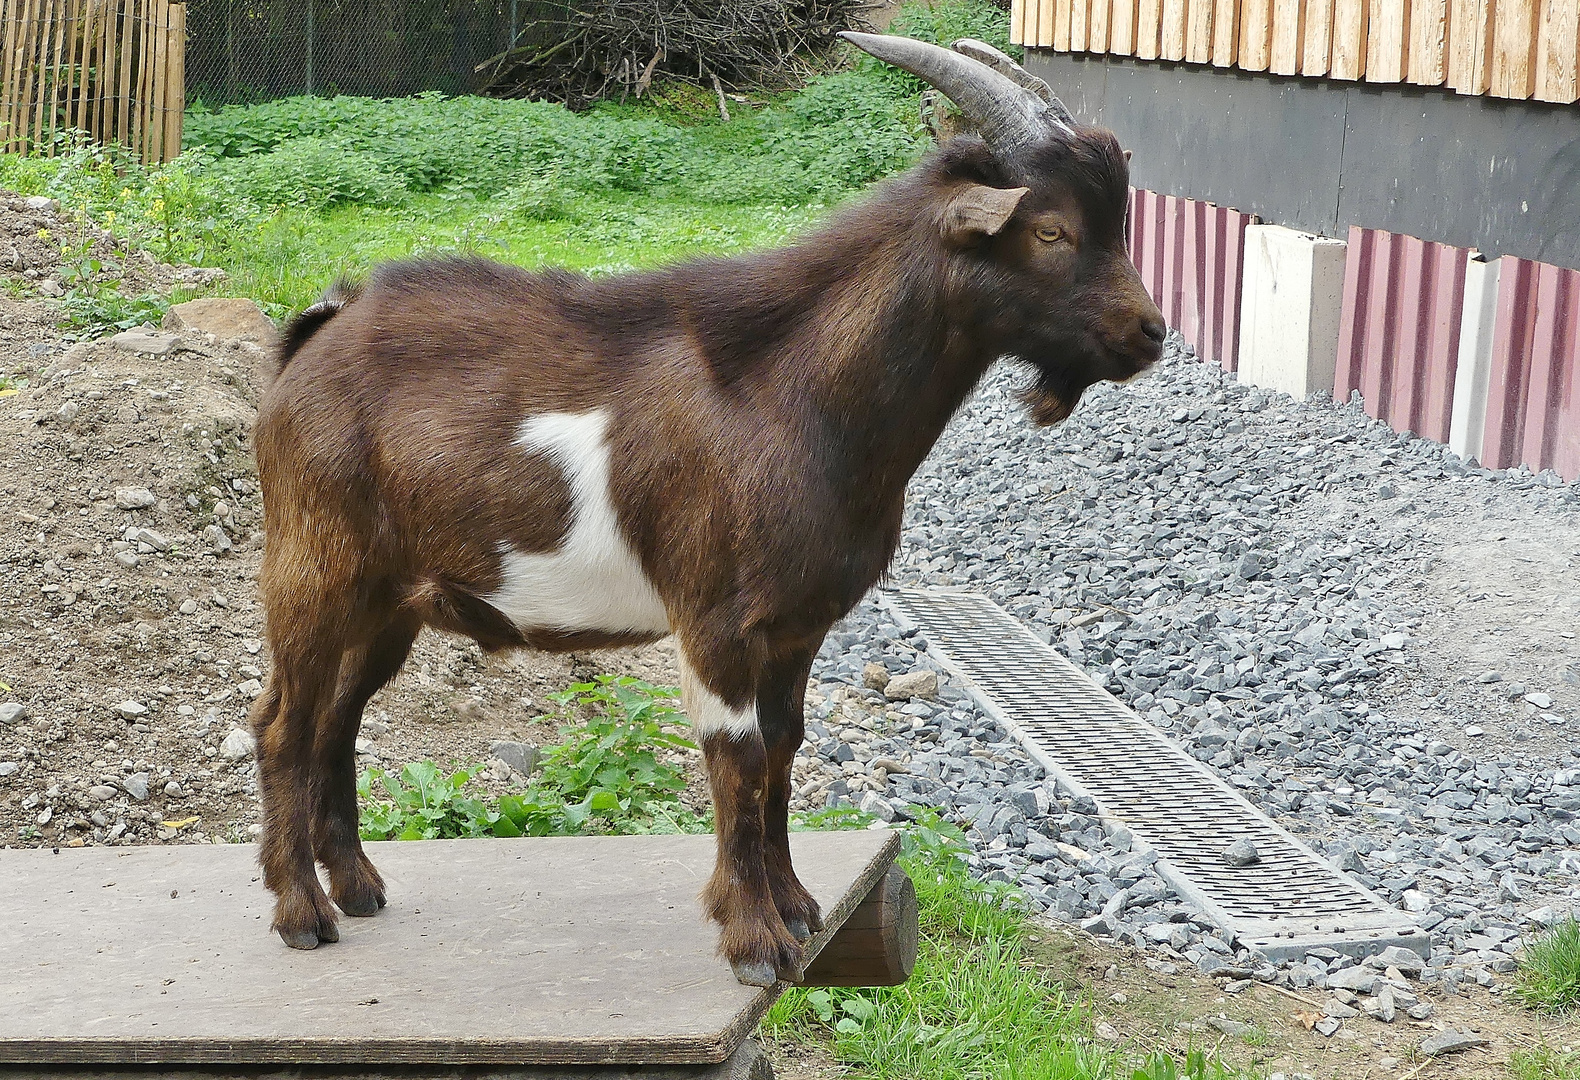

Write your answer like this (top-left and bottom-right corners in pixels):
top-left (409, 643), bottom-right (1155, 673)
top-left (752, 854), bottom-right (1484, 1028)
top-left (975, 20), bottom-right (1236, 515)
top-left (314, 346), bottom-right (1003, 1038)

top-left (884, 587), bottom-right (1429, 962)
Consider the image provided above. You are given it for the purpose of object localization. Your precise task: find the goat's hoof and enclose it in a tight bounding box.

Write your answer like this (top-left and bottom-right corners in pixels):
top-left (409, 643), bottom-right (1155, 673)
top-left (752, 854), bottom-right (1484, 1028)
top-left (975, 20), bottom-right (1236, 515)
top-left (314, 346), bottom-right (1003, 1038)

top-left (278, 927), bottom-right (323, 950)
top-left (731, 960), bottom-right (780, 987)
top-left (336, 894), bottom-right (383, 918)
top-left (786, 918), bottom-right (812, 943)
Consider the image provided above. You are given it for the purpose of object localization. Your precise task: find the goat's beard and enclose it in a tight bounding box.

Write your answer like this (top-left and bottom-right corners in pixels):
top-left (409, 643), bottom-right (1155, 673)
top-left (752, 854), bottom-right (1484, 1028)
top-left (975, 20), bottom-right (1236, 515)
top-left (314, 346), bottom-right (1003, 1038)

top-left (1019, 367), bottom-right (1089, 427)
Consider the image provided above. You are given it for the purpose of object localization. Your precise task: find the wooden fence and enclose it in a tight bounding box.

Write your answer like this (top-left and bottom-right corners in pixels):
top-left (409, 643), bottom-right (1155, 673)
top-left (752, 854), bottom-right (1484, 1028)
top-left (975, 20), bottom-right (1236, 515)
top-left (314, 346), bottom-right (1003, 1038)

top-left (1, 0), bottom-right (185, 162)
top-left (1010, 0), bottom-right (1580, 103)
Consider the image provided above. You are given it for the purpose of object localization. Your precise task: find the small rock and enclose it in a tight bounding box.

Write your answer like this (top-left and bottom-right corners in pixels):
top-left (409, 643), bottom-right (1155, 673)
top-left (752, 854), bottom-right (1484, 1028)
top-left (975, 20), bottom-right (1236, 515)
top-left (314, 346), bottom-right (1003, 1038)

top-left (488, 740), bottom-right (539, 776)
top-left (114, 550), bottom-right (140, 569)
top-left (179, 599), bottom-right (199, 614)
top-left (1525, 691), bottom-right (1554, 709)
top-left (24, 195), bottom-right (60, 212)
top-left (163, 297), bottom-right (278, 344)
top-left (0, 702), bottom-right (26, 726)
top-left (36, 278), bottom-right (64, 297)
top-left (220, 729), bottom-right (257, 760)
top-left (1373, 946), bottom-right (1425, 976)
top-left (1419, 1030), bottom-right (1489, 1057)
top-left (1206, 1017), bottom-right (1255, 1038)
top-left (164, 781), bottom-right (184, 797)
top-left (1094, 1020), bottom-right (1122, 1042)
top-left (109, 330), bottom-right (178, 355)
top-left (89, 785), bottom-right (118, 801)
top-left (0, 762), bottom-right (19, 777)
top-left (1313, 1016), bottom-right (1342, 1037)
top-left (204, 524), bottom-right (233, 553)
top-left (858, 791), bottom-right (896, 821)
top-left (114, 487), bottom-right (157, 510)
top-left (862, 663), bottom-right (891, 691)
top-left (1222, 838), bottom-right (1260, 867)
top-left (113, 700), bottom-right (148, 719)
top-left (884, 670), bottom-right (938, 701)
top-left (132, 527), bottom-right (170, 552)
top-left (122, 773), bottom-right (149, 802)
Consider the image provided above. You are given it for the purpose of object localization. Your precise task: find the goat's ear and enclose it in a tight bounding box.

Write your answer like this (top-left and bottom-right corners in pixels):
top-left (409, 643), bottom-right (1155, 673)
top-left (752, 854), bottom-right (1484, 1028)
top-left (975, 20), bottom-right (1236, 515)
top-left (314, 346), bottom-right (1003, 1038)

top-left (941, 185), bottom-right (1029, 244)
top-left (1124, 149), bottom-right (1133, 162)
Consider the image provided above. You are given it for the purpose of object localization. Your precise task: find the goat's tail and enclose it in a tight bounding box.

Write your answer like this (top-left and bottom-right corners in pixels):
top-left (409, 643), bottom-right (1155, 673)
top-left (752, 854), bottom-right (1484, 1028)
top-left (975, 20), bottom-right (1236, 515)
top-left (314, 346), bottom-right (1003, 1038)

top-left (274, 277), bottom-right (363, 375)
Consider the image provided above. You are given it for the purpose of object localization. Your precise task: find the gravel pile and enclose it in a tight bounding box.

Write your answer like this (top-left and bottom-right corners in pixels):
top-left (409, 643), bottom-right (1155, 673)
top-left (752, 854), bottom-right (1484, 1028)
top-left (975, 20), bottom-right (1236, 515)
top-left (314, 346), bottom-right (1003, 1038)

top-left (793, 336), bottom-right (1580, 1025)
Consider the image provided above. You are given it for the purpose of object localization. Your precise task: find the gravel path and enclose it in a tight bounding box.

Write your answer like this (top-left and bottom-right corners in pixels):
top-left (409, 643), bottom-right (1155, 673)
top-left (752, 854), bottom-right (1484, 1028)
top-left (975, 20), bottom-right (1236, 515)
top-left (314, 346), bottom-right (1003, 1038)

top-left (793, 336), bottom-right (1580, 1019)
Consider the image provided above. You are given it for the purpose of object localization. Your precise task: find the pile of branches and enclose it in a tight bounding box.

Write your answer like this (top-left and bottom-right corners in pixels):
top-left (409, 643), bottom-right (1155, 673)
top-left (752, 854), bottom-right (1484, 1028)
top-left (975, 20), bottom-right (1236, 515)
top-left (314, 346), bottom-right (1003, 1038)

top-left (474, 0), bottom-right (875, 108)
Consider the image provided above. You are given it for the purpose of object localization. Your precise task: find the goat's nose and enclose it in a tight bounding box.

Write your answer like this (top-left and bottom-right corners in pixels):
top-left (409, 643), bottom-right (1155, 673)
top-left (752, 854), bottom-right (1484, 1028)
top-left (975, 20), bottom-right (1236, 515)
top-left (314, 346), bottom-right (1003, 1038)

top-left (1140, 316), bottom-right (1167, 344)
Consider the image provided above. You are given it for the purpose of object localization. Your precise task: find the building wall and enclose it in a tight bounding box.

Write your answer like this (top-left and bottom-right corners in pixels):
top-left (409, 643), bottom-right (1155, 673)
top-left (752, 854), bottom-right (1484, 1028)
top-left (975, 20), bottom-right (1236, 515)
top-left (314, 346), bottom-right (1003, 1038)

top-left (1025, 51), bottom-right (1580, 272)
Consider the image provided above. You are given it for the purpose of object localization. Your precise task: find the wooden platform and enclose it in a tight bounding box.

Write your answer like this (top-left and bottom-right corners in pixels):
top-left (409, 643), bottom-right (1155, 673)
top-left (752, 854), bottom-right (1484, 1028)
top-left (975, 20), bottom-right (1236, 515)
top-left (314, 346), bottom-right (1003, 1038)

top-left (0, 831), bottom-right (900, 1068)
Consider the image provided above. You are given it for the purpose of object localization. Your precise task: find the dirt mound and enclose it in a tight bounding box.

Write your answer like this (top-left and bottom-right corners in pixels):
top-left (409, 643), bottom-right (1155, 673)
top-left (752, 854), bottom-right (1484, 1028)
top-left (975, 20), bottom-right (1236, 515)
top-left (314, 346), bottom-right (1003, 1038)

top-left (0, 190), bottom-right (222, 303)
top-left (0, 288), bottom-right (684, 850)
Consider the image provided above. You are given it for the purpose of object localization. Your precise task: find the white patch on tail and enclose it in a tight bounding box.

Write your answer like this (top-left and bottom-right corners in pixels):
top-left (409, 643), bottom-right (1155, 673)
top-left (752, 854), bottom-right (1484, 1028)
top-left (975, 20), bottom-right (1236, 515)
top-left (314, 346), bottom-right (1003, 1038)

top-left (680, 653), bottom-right (759, 739)
top-left (486, 409), bottom-right (670, 635)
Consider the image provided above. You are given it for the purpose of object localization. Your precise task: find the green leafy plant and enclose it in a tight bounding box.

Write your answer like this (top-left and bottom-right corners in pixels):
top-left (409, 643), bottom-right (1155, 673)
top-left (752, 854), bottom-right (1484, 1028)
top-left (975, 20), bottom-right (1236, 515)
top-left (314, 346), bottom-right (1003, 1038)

top-left (357, 761), bottom-right (494, 840)
top-left (1515, 916), bottom-right (1580, 1013)
top-left (358, 676), bottom-right (705, 841)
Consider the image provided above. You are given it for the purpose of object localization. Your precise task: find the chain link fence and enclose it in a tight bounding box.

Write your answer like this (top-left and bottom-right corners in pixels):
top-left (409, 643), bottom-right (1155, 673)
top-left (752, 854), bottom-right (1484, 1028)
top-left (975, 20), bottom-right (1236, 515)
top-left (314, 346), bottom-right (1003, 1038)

top-left (185, 0), bottom-right (573, 107)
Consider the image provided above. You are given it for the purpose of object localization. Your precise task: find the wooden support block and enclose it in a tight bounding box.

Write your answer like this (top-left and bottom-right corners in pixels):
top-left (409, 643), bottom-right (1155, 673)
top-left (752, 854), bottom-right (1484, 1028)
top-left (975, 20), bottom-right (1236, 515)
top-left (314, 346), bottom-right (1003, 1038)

top-left (1366, 0), bottom-right (1411, 82)
top-left (1211, 0), bottom-right (1242, 64)
top-left (1239, 0), bottom-right (1275, 67)
top-left (802, 866), bottom-right (919, 988)
top-left (1162, 0), bottom-right (1188, 57)
top-left (1407, 0), bottom-right (1449, 82)
top-left (1270, 0), bottom-right (1308, 72)
top-left (1492, 0), bottom-right (1539, 94)
top-left (1303, 0), bottom-right (1337, 72)
top-left (1536, 0), bottom-right (1579, 100)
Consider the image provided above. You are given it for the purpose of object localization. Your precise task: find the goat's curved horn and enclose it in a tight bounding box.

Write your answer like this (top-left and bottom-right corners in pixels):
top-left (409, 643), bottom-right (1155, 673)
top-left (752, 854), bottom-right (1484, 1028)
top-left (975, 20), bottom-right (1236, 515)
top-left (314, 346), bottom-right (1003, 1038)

top-left (950, 37), bottom-right (1076, 129)
top-left (837, 30), bottom-right (1058, 157)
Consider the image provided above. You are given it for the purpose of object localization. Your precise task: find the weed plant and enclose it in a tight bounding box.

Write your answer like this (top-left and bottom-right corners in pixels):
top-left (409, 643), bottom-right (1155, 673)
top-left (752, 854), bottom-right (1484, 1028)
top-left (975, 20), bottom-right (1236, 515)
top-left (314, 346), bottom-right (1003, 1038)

top-left (1516, 917), bottom-right (1580, 1013)
top-left (357, 675), bottom-right (706, 841)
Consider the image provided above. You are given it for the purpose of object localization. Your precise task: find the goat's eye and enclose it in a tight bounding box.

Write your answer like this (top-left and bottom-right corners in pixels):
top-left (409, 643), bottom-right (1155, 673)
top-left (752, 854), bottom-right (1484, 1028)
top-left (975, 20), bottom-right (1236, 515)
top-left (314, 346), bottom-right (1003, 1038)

top-left (1035, 226), bottom-right (1065, 243)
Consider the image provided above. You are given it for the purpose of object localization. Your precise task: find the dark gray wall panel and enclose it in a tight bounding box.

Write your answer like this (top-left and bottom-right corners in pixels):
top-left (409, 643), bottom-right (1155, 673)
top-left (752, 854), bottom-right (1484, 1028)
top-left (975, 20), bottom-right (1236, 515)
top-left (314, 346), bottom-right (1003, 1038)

top-left (1027, 53), bottom-right (1580, 271)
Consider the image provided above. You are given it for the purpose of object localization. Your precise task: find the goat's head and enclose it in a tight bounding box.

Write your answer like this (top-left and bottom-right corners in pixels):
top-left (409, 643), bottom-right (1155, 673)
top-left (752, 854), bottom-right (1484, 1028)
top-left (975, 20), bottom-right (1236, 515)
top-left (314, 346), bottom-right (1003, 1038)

top-left (842, 31), bottom-right (1166, 425)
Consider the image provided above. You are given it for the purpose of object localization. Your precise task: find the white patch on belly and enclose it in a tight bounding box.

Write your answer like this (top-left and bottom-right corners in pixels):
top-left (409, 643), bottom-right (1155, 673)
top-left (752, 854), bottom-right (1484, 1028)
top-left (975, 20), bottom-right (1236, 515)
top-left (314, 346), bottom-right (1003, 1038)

top-left (485, 409), bottom-right (670, 635)
top-left (680, 653), bottom-right (759, 739)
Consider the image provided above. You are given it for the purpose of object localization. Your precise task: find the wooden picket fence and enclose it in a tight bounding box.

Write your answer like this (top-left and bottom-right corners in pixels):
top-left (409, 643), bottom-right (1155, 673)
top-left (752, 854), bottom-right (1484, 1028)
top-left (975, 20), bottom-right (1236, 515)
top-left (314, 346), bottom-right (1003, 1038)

top-left (1, 0), bottom-right (185, 163)
top-left (1010, 0), bottom-right (1580, 103)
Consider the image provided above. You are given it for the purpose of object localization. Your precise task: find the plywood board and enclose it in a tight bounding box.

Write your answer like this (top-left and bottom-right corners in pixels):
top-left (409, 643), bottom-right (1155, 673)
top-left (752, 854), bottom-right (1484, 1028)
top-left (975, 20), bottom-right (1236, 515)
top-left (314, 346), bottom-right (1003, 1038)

top-left (1113, 0), bottom-right (1141, 52)
top-left (1212, 0), bottom-right (1242, 63)
top-left (1304, 0), bottom-right (1338, 71)
top-left (1366, 0), bottom-right (1411, 80)
top-left (1090, 0), bottom-right (1113, 52)
top-left (1138, 0), bottom-right (1164, 56)
top-left (1162, 0), bottom-right (1188, 56)
top-left (1271, 0), bottom-right (1308, 70)
top-left (1407, 0), bottom-right (1450, 81)
top-left (1491, 0), bottom-right (1539, 92)
top-left (0, 831), bottom-right (899, 1066)
top-left (1186, 0), bottom-right (1215, 60)
top-left (1239, 0), bottom-right (1275, 66)
top-left (1536, 0), bottom-right (1579, 100)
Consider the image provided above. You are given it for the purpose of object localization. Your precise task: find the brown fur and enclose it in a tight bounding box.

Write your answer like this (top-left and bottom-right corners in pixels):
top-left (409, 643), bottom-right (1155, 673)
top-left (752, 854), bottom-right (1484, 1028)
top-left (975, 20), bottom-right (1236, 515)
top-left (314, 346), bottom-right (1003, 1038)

top-left (250, 131), bottom-right (1164, 981)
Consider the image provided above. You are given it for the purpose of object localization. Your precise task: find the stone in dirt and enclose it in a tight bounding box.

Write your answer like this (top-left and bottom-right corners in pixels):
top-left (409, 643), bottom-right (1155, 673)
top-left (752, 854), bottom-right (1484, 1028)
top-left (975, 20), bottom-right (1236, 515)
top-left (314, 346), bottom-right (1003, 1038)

top-left (0, 702), bottom-right (25, 726)
top-left (883, 670), bottom-right (937, 701)
top-left (488, 740), bottom-right (539, 776)
top-left (163, 297), bottom-right (278, 345)
top-left (113, 700), bottom-right (147, 719)
top-left (1419, 1030), bottom-right (1490, 1056)
top-left (114, 487), bottom-right (157, 510)
top-left (1370, 945), bottom-right (1425, 975)
top-left (109, 330), bottom-right (178, 355)
top-left (221, 729), bottom-right (257, 761)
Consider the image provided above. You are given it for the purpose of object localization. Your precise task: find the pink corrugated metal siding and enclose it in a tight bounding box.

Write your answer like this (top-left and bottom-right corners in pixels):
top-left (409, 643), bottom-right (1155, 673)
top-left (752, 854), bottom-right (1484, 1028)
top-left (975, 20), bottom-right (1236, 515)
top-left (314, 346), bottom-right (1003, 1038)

top-left (1483, 259), bottom-right (1580, 481)
top-left (1126, 189), bottom-right (1250, 371)
top-left (1333, 227), bottom-right (1467, 445)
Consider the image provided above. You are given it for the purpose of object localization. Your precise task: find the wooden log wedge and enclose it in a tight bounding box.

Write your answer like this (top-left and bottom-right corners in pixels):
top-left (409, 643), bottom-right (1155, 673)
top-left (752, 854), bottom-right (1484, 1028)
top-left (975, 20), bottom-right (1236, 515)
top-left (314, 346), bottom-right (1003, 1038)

top-left (801, 864), bottom-right (918, 987)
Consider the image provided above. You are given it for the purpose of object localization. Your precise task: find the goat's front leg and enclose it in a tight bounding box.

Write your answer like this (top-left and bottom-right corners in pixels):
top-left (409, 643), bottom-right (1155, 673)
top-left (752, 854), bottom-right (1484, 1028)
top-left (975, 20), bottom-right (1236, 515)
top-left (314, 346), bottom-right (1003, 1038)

top-left (758, 650), bottom-right (821, 943)
top-left (682, 651), bottom-right (802, 987)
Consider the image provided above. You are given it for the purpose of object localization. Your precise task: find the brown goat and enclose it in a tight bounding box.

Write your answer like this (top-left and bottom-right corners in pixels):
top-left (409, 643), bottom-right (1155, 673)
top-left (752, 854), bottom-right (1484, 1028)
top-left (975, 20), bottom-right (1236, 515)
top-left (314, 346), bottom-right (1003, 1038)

top-left (249, 34), bottom-right (1165, 986)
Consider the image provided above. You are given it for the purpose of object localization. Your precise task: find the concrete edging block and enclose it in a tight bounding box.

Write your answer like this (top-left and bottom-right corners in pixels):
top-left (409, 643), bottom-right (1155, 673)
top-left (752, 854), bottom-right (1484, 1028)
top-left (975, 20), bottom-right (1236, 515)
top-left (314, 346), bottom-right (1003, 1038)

top-left (1236, 225), bottom-right (1348, 399)
top-left (1448, 254), bottom-right (1503, 466)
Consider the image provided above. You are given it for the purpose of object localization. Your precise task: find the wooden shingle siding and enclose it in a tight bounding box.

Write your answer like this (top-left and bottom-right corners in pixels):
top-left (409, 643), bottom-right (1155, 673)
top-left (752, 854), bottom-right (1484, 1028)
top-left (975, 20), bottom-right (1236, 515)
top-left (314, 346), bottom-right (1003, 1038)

top-left (1012, 0), bottom-right (1579, 99)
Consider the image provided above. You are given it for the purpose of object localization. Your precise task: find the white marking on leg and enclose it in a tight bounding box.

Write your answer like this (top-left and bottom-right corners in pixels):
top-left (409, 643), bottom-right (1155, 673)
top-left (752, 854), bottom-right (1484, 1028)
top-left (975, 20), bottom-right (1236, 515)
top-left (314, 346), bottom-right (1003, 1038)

top-left (485, 408), bottom-right (670, 635)
top-left (680, 653), bottom-right (759, 739)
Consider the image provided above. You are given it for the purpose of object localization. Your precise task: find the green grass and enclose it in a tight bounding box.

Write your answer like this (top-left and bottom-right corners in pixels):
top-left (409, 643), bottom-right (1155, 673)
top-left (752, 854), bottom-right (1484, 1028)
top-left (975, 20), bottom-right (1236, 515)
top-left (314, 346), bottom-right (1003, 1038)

top-left (0, 1), bottom-right (1023, 318)
top-left (1517, 918), bottom-right (1580, 1014)
top-left (1512, 1045), bottom-right (1580, 1080)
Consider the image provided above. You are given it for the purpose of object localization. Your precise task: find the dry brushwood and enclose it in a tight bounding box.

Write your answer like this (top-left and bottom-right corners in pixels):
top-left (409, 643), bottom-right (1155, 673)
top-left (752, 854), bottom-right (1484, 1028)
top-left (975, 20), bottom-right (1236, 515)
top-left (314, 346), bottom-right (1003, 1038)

top-left (474, 0), bottom-right (876, 108)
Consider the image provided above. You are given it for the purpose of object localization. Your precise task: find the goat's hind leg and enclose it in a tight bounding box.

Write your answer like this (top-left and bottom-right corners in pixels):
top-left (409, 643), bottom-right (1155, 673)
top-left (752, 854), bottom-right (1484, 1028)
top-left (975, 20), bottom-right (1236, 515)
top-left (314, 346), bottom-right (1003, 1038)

top-left (311, 613), bottom-right (420, 917)
top-left (253, 619), bottom-right (345, 950)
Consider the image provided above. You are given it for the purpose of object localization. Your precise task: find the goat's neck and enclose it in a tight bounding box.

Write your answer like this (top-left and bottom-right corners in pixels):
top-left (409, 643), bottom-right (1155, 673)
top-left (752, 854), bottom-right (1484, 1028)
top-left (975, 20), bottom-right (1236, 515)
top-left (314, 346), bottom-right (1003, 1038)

top-left (790, 257), bottom-right (999, 514)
